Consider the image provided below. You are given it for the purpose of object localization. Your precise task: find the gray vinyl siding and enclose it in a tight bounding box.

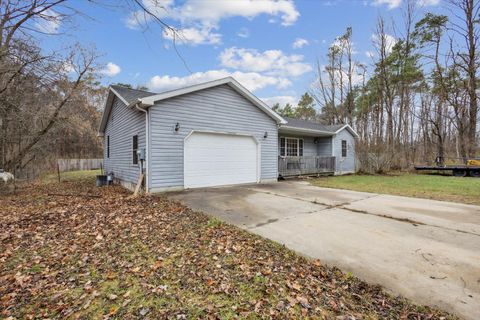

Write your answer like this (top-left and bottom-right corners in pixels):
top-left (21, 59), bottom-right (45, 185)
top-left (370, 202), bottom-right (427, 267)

top-left (103, 97), bottom-right (145, 186)
top-left (278, 135), bottom-right (332, 157)
top-left (148, 84), bottom-right (278, 191)
top-left (333, 129), bottom-right (356, 174)
top-left (316, 137), bottom-right (332, 156)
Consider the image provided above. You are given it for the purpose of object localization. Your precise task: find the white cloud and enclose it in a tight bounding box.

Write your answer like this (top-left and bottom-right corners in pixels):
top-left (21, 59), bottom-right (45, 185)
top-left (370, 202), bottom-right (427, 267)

top-left (127, 0), bottom-right (299, 27)
top-left (417, 0), bottom-right (440, 6)
top-left (237, 27), bottom-right (250, 38)
top-left (330, 36), bottom-right (358, 55)
top-left (262, 95), bottom-right (297, 108)
top-left (35, 9), bottom-right (61, 33)
top-left (371, 0), bottom-right (439, 9)
top-left (126, 0), bottom-right (173, 29)
top-left (371, 0), bottom-right (402, 9)
top-left (127, 0), bottom-right (299, 45)
top-left (163, 26), bottom-right (221, 45)
top-left (61, 61), bottom-right (75, 74)
top-left (101, 62), bottom-right (121, 77)
top-left (292, 38), bottom-right (309, 49)
top-left (219, 47), bottom-right (312, 77)
top-left (173, 0), bottom-right (299, 26)
top-left (365, 50), bottom-right (375, 59)
top-left (314, 64), bottom-right (365, 95)
top-left (371, 33), bottom-right (397, 54)
top-left (147, 70), bottom-right (291, 92)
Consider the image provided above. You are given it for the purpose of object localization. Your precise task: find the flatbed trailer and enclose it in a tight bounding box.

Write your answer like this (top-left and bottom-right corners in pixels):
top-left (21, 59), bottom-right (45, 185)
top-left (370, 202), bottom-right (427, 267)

top-left (414, 165), bottom-right (480, 177)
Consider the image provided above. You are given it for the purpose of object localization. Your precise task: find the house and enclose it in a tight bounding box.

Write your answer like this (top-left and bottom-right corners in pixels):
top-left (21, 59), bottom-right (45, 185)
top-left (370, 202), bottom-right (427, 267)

top-left (98, 77), bottom-right (357, 193)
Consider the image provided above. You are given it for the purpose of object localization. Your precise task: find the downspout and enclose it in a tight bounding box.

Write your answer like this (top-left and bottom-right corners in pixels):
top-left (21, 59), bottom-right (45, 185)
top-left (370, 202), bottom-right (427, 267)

top-left (135, 102), bottom-right (149, 193)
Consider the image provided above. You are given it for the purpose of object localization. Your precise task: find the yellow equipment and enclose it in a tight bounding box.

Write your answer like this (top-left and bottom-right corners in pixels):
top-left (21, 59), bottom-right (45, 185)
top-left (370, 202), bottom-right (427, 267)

top-left (467, 159), bottom-right (480, 166)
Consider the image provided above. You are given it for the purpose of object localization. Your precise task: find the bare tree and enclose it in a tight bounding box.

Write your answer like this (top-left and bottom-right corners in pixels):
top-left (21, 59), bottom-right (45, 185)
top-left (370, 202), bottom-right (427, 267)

top-left (449, 0), bottom-right (479, 157)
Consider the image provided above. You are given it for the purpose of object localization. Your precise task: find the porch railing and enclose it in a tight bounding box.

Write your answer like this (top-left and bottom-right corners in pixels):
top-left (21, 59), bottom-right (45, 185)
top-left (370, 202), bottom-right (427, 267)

top-left (278, 156), bottom-right (336, 177)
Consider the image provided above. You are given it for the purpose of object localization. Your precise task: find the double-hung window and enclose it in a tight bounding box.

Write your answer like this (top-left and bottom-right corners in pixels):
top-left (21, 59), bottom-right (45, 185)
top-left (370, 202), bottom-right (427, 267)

top-left (279, 137), bottom-right (304, 156)
top-left (341, 140), bottom-right (347, 157)
top-left (132, 135), bottom-right (138, 164)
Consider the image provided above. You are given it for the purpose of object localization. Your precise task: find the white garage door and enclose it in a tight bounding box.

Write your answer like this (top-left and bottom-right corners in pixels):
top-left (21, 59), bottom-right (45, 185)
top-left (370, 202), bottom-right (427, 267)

top-left (184, 132), bottom-right (258, 188)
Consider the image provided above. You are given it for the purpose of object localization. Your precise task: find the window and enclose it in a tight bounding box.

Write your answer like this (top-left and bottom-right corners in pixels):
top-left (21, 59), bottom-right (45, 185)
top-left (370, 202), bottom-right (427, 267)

top-left (132, 135), bottom-right (138, 164)
top-left (341, 140), bottom-right (347, 157)
top-left (280, 137), bottom-right (285, 156)
top-left (279, 137), bottom-right (304, 156)
top-left (107, 136), bottom-right (110, 158)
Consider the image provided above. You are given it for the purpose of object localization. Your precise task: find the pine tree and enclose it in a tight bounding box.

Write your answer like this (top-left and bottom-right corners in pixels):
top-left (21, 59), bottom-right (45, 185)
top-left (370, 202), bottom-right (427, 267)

top-left (295, 93), bottom-right (317, 121)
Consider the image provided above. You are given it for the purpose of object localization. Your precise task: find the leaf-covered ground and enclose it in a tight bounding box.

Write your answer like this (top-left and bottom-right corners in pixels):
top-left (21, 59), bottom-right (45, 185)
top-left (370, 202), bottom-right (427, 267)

top-left (1, 174), bottom-right (455, 319)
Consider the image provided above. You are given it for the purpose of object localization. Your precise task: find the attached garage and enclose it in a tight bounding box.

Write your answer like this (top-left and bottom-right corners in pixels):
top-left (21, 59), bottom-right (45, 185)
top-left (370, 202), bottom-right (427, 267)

top-left (141, 77), bottom-right (285, 192)
top-left (99, 77), bottom-right (286, 193)
top-left (184, 132), bottom-right (259, 188)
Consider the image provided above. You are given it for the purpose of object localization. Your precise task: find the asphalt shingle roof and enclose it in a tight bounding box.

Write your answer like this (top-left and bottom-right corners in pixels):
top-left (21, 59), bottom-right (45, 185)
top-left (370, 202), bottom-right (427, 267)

top-left (110, 85), bottom-right (157, 105)
top-left (283, 117), bottom-right (345, 133)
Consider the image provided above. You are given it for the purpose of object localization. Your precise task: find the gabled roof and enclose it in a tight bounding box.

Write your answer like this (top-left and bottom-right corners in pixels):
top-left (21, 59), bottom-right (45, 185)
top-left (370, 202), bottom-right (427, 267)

top-left (98, 78), bottom-right (287, 135)
top-left (110, 85), bottom-right (156, 105)
top-left (98, 85), bottom-right (157, 136)
top-left (281, 117), bottom-right (359, 137)
top-left (138, 77), bottom-right (286, 124)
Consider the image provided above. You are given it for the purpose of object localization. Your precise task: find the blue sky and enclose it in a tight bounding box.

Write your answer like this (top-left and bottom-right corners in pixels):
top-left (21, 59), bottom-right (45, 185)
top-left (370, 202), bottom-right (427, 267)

top-left (40, 0), bottom-right (445, 106)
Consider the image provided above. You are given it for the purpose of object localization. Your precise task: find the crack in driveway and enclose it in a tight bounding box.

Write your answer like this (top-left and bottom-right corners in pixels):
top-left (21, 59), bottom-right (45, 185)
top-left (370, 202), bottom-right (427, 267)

top-left (253, 218), bottom-right (279, 228)
top-left (169, 183), bottom-right (480, 319)
top-left (244, 187), bottom-right (480, 237)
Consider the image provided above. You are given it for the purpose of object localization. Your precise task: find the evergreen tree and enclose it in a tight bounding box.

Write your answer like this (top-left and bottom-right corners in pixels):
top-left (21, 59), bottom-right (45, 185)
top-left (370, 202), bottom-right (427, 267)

top-left (295, 92), bottom-right (317, 120)
top-left (282, 103), bottom-right (296, 118)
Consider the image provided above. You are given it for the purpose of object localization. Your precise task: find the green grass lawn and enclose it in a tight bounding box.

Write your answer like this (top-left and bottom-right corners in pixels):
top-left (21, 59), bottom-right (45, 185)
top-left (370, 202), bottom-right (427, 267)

top-left (311, 173), bottom-right (480, 205)
top-left (41, 169), bottom-right (101, 184)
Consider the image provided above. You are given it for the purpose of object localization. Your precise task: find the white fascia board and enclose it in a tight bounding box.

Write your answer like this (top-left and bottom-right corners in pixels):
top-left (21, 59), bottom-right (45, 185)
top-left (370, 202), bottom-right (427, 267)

top-left (139, 77), bottom-right (287, 124)
top-left (98, 87), bottom-right (132, 134)
top-left (98, 96), bottom-right (111, 134)
top-left (109, 87), bottom-right (129, 106)
top-left (279, 125), bottom-right (334, 136)
top-left (335, 124), bottom-right (359, 138)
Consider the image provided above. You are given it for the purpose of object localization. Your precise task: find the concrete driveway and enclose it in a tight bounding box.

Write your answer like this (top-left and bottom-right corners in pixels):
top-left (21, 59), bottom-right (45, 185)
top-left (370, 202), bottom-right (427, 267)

top-left (168, 180), bottom-right (480, 319)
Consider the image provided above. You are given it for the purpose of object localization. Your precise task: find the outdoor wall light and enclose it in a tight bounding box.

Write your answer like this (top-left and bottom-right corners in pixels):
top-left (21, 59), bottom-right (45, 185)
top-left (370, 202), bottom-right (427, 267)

top-left (175, 122), bottom-right (180, 132)
top-left (264, 131), bottom-right (268, 139)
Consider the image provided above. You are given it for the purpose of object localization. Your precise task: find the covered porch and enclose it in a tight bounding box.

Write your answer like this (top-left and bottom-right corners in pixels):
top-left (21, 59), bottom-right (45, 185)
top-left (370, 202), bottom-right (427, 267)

top-left (278, 124), bottom-right (335, 177)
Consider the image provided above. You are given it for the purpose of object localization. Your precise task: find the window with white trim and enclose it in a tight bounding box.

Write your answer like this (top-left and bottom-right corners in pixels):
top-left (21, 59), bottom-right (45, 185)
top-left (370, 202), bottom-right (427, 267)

top-left (279, 137), bottom-right (304, 156)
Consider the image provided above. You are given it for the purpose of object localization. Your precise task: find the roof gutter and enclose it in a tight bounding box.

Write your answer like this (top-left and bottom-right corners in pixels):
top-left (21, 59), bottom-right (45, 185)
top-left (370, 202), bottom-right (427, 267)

top-left (127, 98), bottom-right (146, 109)
top-left (279, 125), bottom-right (334, 136)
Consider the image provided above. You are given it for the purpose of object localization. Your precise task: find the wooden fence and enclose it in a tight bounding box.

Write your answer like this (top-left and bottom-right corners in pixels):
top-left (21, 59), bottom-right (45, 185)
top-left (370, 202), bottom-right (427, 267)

top-left (57, 158), bottom-right (103, 172)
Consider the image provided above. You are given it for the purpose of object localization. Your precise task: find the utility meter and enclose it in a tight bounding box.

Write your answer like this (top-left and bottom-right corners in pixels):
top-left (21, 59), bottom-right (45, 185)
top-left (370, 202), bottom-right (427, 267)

top-left (137, 148), bottom-right (146, 161)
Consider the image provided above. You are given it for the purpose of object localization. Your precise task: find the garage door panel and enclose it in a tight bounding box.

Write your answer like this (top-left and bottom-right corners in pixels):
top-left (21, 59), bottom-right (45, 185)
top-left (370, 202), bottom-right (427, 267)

top-left (184, 132), bottom-right (258, 188)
